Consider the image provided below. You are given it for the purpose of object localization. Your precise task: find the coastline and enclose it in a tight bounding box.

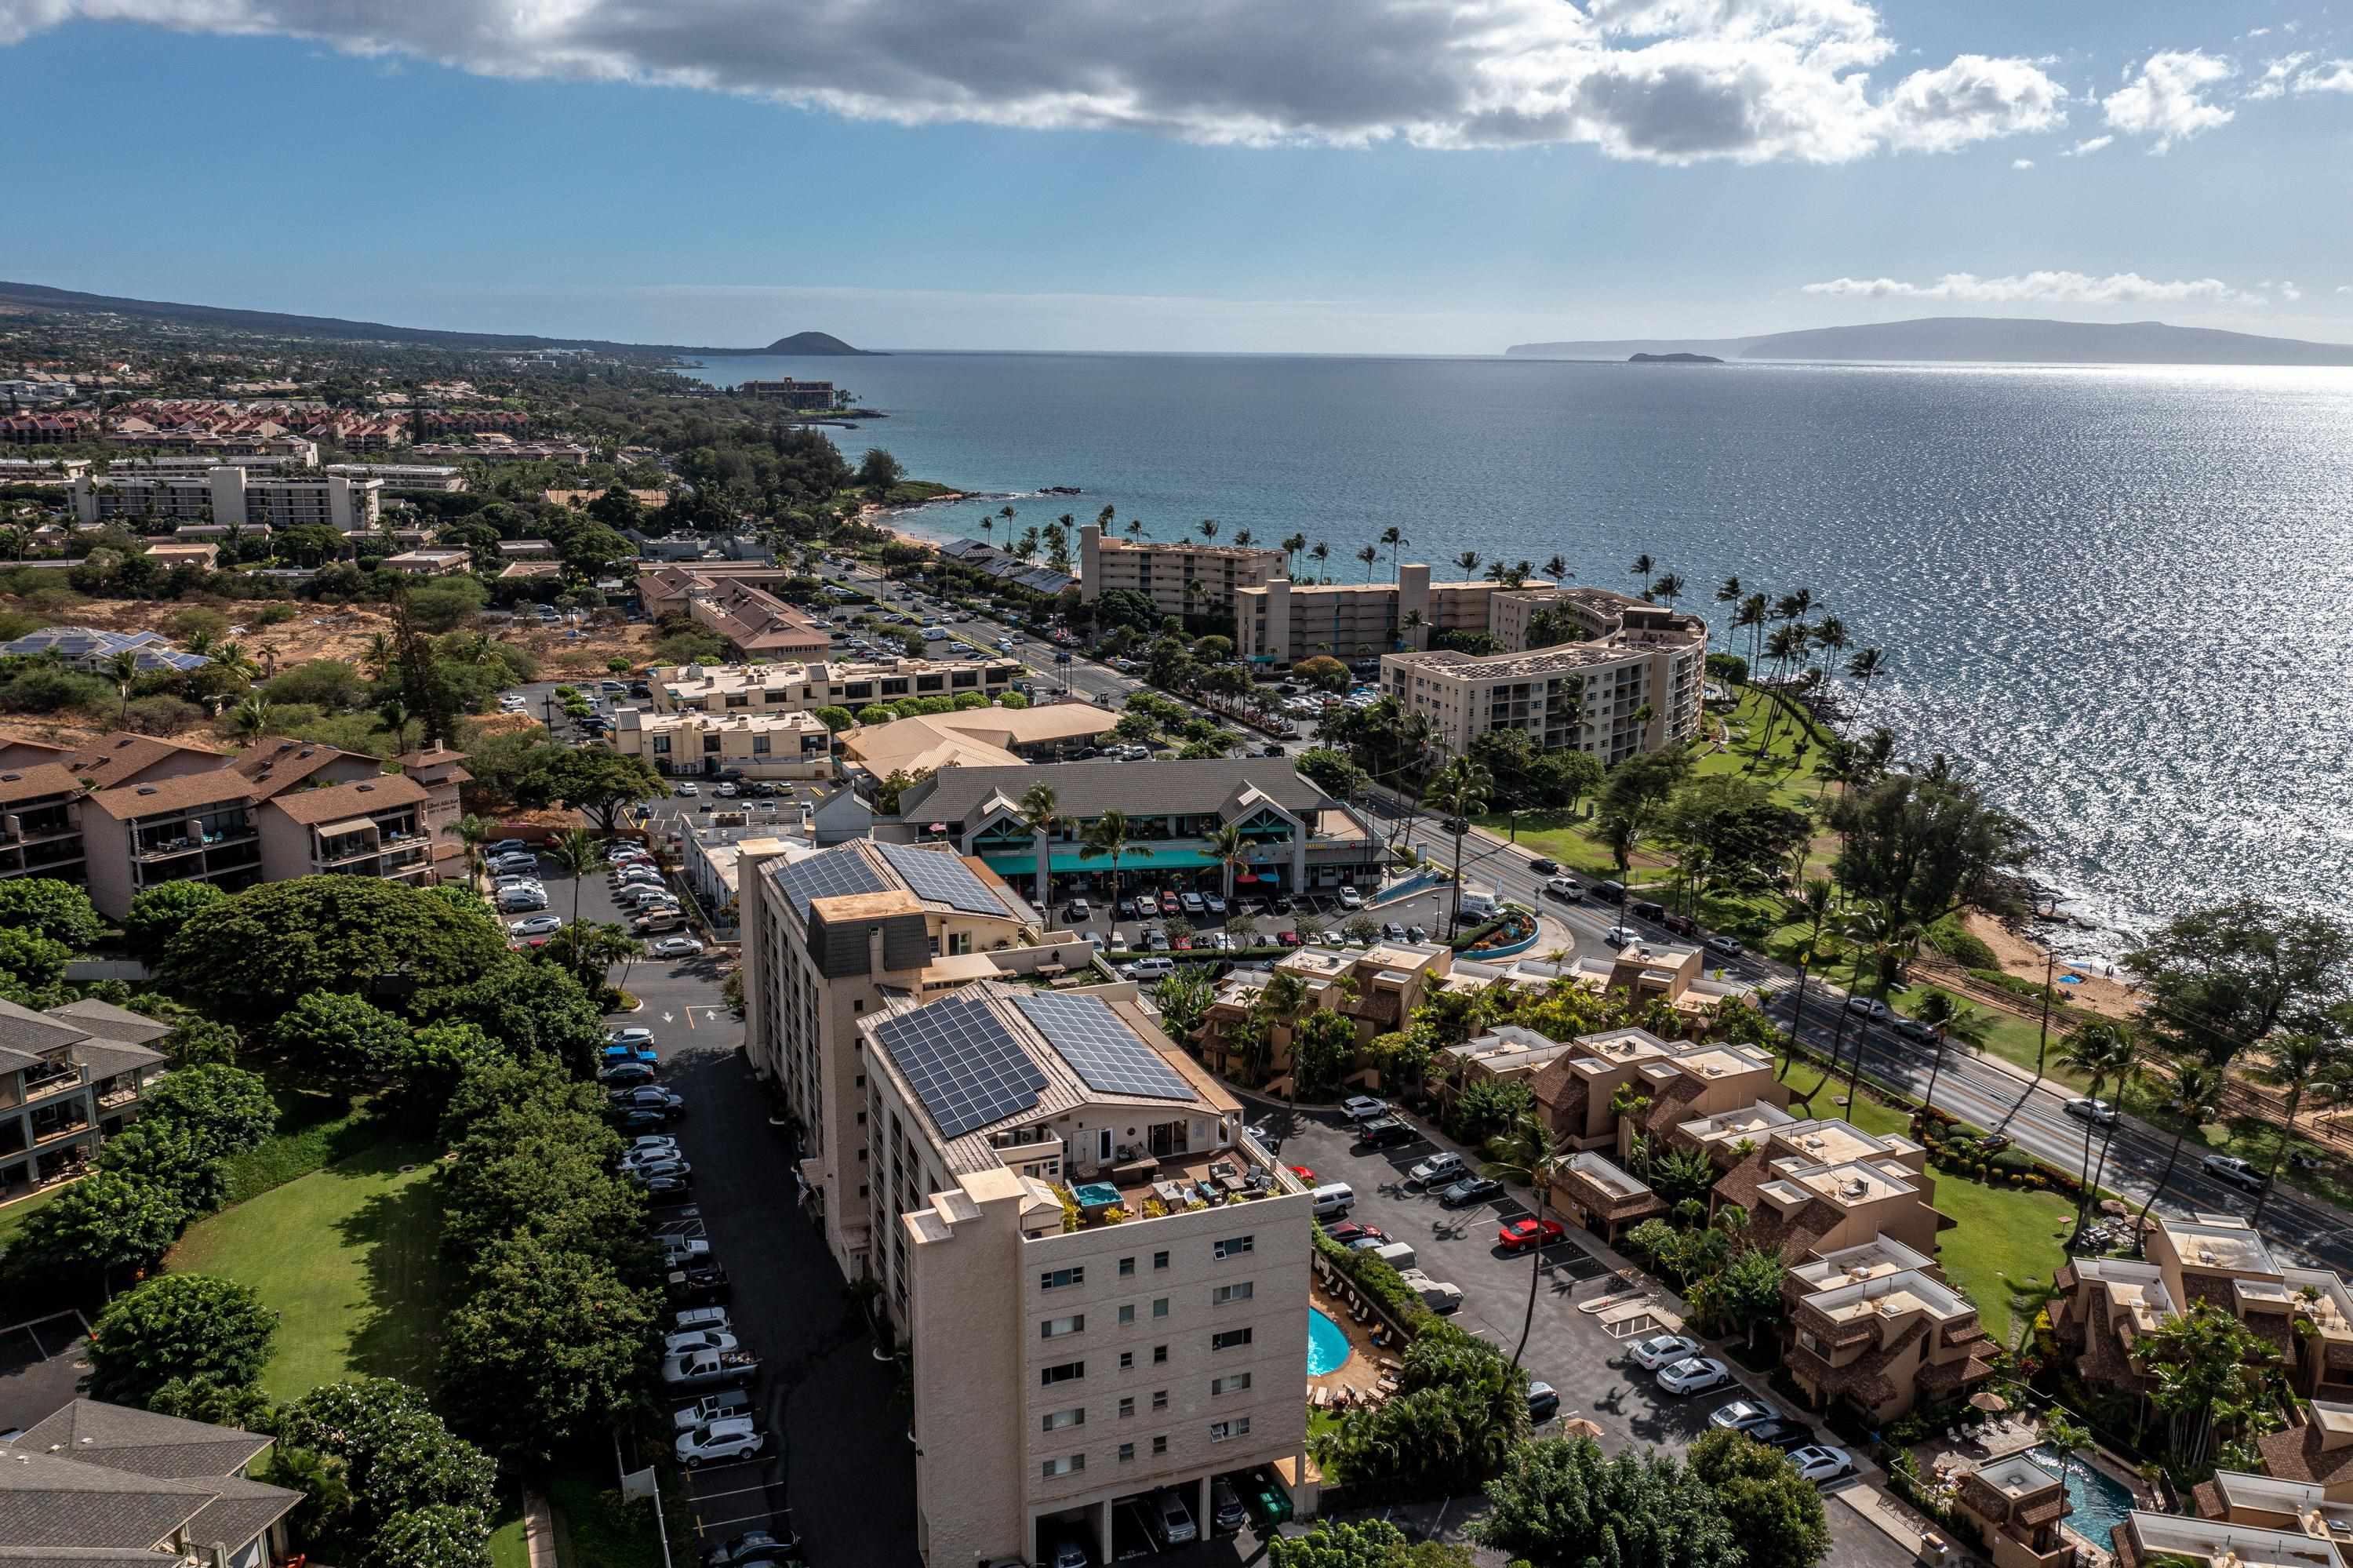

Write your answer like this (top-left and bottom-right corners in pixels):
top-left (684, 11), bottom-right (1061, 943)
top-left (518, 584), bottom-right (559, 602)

top-left (1961, 911), bottom-right (2138, 1022)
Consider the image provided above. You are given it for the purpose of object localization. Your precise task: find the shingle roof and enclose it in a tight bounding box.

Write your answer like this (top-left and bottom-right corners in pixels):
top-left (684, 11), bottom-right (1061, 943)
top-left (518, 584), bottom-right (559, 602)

top-left (82, 769), bottom-right (259, 822)
top-left (263, 772), bottom-right (427, 825)
top-left (0, 998), bottom-right (89, 1056)
top-left (0, 1446), bottom-right (218, 1551)
top-left (2257, 1421), bottom-right (2353, 1486)
top-left (898, 758), bottom-right (1336, 827)
top-left (0, 762), bottom-right (82, 806)
top-left (227, 736), bottom-right (375, 797)
top-left (15, 1402), bottom-right (272, 1482)
top-left (73, 1039), bottom-right (166, 1081)
top-left (60, 732), bottom-right (226, 784)
top-left (43, 999), bottom-right (171, 1046)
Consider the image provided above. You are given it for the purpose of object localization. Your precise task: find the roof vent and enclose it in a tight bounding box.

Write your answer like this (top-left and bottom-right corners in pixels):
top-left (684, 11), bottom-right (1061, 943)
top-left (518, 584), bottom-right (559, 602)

top-left (136, 785), bottom-right (157, 795)
top-left (0, 773), bottom-right (15, 783)
top-left (357, 784), bottom-right (374, 792)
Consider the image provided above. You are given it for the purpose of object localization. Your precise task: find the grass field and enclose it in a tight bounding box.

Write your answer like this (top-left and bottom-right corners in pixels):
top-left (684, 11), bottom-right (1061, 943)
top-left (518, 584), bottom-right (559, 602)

top-left (168, 1140), bottom-right (446, 1400)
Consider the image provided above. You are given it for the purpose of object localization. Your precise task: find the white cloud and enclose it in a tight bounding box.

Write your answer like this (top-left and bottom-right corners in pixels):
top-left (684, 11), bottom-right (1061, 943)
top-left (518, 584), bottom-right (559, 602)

top-left (2247, 26), bottom-right (2271, 37)
top-left (2012, 157), bottom-right (2034, 168)
top-left (2064, 134), bottom-right (2115, 155)
top-left (0, 0), bottom-right (2070, 163)
top-left (1803, 271), bottom-right (2253, 303)
top-left (2281, 282), bottom-right (2303, 300)
top-left (2249, 53), bottom-right (2311, 99)
top-left (2297, 60), bottom-right (2353, 93)
top-left (2102, 50), bottom-right (2235, 151)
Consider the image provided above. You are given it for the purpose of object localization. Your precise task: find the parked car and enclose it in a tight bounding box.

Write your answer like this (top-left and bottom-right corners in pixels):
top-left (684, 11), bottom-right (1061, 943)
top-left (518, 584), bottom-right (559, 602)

top-left (675, 781), bottom-right (700, 796)
top-left (1628, 1333), bottom-right (1701, 1371)
top-left (602, 1043), bottom-right (658, 1068)
top-left (663, 1328), bottom-right (736, 1355)
top-left (1203, 893), bottom-right (1227, 916)
top-left (1408, 1151), bottom-right (1466, 1188)
top-left (1708, 1396), bottom-right (1781, 1431)
top-left (1438, 1175), bottom-right (1504, 1208)
top-left (488, 839), bottom-right (529, 856)
top-left (1381, 921), bottom-right (1407, 941)
top-left (627, 1158), bottom-right (693, 1184)
top-left (1657, 1357), bottom-right (1731, 1395)
top-left (675, 1416), bottom-right (768, 1468)
top-left (1180, 891), bottom-right (1206, 915)
top-left (631, 1134), bottom-right (682, 1155)
top-left (1337, 886), bottom-right (1365, 910)
top-left (1275, 930), bottom-right (1302, 948)
top-left (1788, 1446), bottom-right (1855, 1485)
top-left (1544, 876), bottom-right (1584, 901)
top-left (1354, 1116), bottom-right (1416, 1149)
top-left (700, 1527), bottom-right (799, 1566)
top-left (1211, 1477), bottom-right (1248, 1534)
top-left (1322, 1221), bottom-right (1387, 1246)
top-left (625, 1145), bottom-right (690, 1172)
top-left (1340, 1096), bottom-right (1389, 1122)
top-left (509, 915), bottom-right (563, 937)
top-left (672, 1388), bottom-right (754, 1433)
top-left (2064, 1097), bottom-right (2120, 1126)
top-left (1742, 1418), bottom-right (1818, 1452)
top-left (660, 1347), bottom-right (758, 1389)
top-left (1497, 1217), bottom-right (1566, 1252)
top-left (1150, 1488), bottom-right (1198, 1548)
top-left (1065, 898), bottom-right (1091, 920)
top-left (2205, 1153), bottom-right (2269, 1191)
top-left (610, 1086), bottom-right (682, 1112)
top-left (1159, 890), bottom-right (1181, 916)
top-left (598, 1060), bottom-right (656, 1086)
top-left (496, 890), bottom-right (548, 912)
top-left (612, 1106), bottom-right (675, 1131)
top-left (1527, 1381), bottom-right (1561, 1422)
top-left (608, 1028), bottom-right (656, 1050)
top-left (1602, 925), bottom-right (1640, 946)
top-left (649, 936), bottom-right (707, 959)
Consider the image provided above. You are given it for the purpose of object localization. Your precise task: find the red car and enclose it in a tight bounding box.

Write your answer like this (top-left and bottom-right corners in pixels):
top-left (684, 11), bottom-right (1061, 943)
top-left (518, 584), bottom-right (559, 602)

top-left (1324, 1222), bottom-right (1388, 1246)
top-left (1172, 935), bottom-right (1194, 950)
top-left (1276, 930), bottom-right (1302, 948)
top-left (1288, 1164), bottom-right (1318, 1184)
top-left (1497, 1217), bottom-right (1567, 1253)
top-left (1159, 890), bottom-right (1182, 916)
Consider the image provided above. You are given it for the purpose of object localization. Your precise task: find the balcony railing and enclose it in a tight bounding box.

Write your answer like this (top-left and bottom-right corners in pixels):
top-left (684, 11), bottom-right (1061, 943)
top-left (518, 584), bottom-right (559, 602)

top-left (20, 1066), bottom-right (85, 1104)
top-left (32, 1115), bottom-right (93, 1147)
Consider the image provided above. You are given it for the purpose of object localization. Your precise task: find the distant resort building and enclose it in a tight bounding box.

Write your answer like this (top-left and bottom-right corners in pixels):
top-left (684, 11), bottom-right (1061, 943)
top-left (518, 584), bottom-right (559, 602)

top-left (936, 536), bottom-right (1077, 597)
top-left (1078, 523), bottom-right (1288, 618)
top-left (738, 377), bottom-right (852, 410)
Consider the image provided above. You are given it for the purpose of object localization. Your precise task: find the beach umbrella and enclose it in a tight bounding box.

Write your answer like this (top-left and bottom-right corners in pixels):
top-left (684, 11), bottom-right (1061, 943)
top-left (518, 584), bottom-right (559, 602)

top-left (1562, 1417), bottom-right (1605, 1439)
top-left (1970, 1391), bottom-right (2009, 1413)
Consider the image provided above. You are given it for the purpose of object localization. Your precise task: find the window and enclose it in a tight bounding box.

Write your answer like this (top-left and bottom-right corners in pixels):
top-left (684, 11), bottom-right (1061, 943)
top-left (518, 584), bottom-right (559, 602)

top-left (1118, 1257), bottom-right (1136, 1277)
top-left (1212, 1328), bottom-right (1253, 1352)
top-left (1152, 1435), bottom-right (1169, 1456)
top-left (1152, 1297), bottom-right (1170, 1319)
top-left (1118, 1352), bottom-right (1135, 1371)
top-left (1212, 1373), bottom-right (1253, 1396)
top-left (1118, 1442), bottom-right (1135, 1463)
top-left (1040, 1361), bottom-right (1085, 1386)
top-left (1213, 1235), bottom-right (1254, 1260)
top-left (1154, 1250), bottom-right (1170, 1271)
top-left (1118, 1304), bottom-right (1136, 1326)
top-left (1151, 1390), bottom-right (1169, 1412)
top-left (1042, 1315), bottom-right (1085, 1339)
top-left (1213, 1282), bottom-right (1255, 1306)
top-left (1153, 1344), bottom-right (1169, 1365)
top-left (1042, 1454), bottom-right (1084, 1478)
top-left (1209, 1417), bottom-right (1252, 1442)
top-left (1041, 1267), bottom-right (1084, 1291)
top-left (1118, 1396), bottom-right (1135, 1418)
top-left (1042, 1407), bottom-right (1085, 1432)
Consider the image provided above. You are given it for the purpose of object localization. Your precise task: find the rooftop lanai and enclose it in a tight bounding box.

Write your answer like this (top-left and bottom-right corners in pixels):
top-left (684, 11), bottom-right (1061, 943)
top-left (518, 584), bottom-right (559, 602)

top-left (1782, 1245), bottom-right (1995, 1422)
top-left (2194, 1468), bottom-right (2353, 1540)
top-left (1549, 1148), bottom-right (1667, 1241)
top-left (1950, 1451), bottom-right (2075, 1568)
top-left (2112, 1511), bottom-right (2348, 1568)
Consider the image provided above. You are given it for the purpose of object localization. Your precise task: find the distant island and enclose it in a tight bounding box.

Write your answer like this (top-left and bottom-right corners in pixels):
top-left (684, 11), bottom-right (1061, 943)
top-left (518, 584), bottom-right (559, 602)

top-left (1629, 351), bottom-right (1721, 364)
top-left (758, 330), bottom-right (876, 356)
top-left (1507, 315), bottom-right (2353, 368)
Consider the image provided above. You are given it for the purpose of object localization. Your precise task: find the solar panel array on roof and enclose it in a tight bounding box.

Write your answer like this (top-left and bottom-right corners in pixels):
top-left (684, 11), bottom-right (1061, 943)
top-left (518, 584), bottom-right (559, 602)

top-left (875, 839), bottom-right (1008, 918)
top-left (775, 846), bottom-right (887, 920)
top-left (1013, 991), bottom-right (1197, 1102)
top-left (878, 991), bottom-right (1048, 1139)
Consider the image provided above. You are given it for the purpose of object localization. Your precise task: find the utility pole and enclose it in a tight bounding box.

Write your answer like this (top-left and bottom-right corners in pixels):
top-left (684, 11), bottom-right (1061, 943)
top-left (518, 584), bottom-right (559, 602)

top-left (2034, 951), bottom-right (2056, 1079)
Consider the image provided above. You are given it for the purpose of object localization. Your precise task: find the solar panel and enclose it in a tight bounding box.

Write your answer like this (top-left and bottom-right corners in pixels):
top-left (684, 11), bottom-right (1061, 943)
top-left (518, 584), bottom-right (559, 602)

top-left (877, 991), bottom-right (1048, 1139)
top-left (1013, 991), bottom-right (1197, 1102)
top-left (775, 846), bottom-right (887, 920)
top-left (875, 840), bottom-right (1008, 918)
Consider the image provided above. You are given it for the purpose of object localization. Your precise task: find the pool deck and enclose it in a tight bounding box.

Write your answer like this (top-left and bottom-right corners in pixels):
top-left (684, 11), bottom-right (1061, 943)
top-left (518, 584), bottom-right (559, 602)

top-left (1306, 1281), bottom-right (1394, 1410)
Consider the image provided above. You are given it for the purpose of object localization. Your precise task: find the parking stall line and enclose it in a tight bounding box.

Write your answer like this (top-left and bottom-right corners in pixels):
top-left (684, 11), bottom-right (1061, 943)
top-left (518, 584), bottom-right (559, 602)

top-left (696, 1508), bottom-right (787, 1530)
top-left (689, 1481), bottom-right (780, 1501)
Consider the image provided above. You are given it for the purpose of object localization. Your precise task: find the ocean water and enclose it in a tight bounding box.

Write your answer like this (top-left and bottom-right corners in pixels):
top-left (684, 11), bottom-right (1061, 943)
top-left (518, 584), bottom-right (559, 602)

top-left (682, 353), bottom-right (2353, 956)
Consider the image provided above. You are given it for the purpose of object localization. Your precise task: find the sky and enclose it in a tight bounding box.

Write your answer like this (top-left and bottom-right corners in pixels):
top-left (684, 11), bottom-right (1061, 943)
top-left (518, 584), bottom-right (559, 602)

top-left (1, 0), bottom-right (2349, 354)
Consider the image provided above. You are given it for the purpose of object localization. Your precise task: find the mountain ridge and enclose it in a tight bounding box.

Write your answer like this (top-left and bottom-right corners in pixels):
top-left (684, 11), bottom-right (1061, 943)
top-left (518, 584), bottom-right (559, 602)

top-left (0, 278), bottom-right (871, 358)
top-left (1506, 315), bottom-right (2353, 367)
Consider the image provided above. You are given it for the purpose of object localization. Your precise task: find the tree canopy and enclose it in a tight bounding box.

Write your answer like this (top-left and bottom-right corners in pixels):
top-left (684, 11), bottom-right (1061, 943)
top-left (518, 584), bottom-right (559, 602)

top-left (1475, 1436), bottom-right (1745, 1568)
top-left (89, 1274), bottom-right (277, 1406)
top-left (0, 877), bottom-right (103, 947)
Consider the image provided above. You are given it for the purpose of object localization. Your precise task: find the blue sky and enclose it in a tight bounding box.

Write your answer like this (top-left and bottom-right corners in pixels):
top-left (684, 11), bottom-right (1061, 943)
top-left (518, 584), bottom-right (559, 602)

top-left (1, 1), bottom-right (2348, 352)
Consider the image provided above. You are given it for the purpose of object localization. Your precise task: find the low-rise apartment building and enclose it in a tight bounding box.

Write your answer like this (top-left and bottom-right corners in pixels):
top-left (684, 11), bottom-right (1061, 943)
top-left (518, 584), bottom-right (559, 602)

top-left (637, 562), bottom-right (801, 617)
top-left (62, 730), bottom-right (230, 791)
top-left (0, 762), bottom-right (86, 883)
top-left (0, 1399), bottom-right (301, 1567)
top-left (740, 378), bottom-right (850, 410)
top-left (1195, 941), bottom-right (1456, 1097)
top-left (866, 979), bottom-right (1311, 1568)
top-left (886, 759), bottom-right (1387, 908)
top-left (0, 410), bottom-right (96, 444)
top-left (1549, 933), bottom-right (1751, 1029)
top-left (1780, 1235), bottom-right (1995, 1422)
top-left (2110, 1507), bottom-right (2344, 1568)
top-left (71, 466), bottom-right (381, 531)
top-left (256, 773), bottom-right (435, 884)
top-left (687, 580), bottom-right (831, 660)
top-left (613, 708), bottom-right (835, 781)
top-left (1529, 1028), bottom-right (1785, 1152)
top-left (652, 657), bottom-right (1025, 715)
top-left (380, 548), bottom-right (473, 576)
top-left (0, 997), bottom-right (169, 1203)
top-left (1078, 524), bottom-right (1289, 619)
top-left (322, 461), bottom-right (467, 491)
top-left (410, 438), bottom-right (591, 464)
top-left (2054, 1213), bottom-right (2353, 1409)
top-left (1947, 1447), bottom-right (2076, 1568)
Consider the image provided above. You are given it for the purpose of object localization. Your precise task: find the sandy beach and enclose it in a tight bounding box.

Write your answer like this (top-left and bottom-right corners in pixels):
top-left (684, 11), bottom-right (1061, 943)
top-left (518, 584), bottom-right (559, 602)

top-left (1963, 911), bottom-right (2140, 1023)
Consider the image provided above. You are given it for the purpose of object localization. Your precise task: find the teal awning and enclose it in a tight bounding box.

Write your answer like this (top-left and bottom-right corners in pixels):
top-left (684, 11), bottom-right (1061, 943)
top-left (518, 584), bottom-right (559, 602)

top-left (980, 844), bottom-right (1286, 874)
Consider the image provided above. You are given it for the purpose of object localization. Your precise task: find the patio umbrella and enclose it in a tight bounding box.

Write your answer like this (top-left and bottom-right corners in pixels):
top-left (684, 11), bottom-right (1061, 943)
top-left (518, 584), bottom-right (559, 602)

top-left (2099, 1199), bottom-right (2129, 1217)
top-left (1970, 1391), bottom-right (2009, 1413)
top-left (1562, 1417), bottom-right (1605, 1439)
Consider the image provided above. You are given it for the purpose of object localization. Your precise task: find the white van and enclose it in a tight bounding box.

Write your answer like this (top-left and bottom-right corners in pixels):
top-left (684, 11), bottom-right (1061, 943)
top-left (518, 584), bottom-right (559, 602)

top-left (1125, 956), bottom-right (1177, 980)
top-left (1456, 885), bottom-right (1500, 919)
top-left (1309, 1182), bottom-right (1355, 1218)
top-left (1369, 1240), bottom-right (1418, 1271)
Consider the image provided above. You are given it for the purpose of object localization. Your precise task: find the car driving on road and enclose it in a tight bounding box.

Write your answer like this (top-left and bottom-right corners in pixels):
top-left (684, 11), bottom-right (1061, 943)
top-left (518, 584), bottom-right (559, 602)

top-left (2064, 1097), bottom-right (2119, 1126)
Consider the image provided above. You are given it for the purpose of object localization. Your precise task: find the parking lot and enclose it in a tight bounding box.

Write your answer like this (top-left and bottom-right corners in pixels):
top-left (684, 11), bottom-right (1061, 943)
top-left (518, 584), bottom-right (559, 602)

top-left (1073, 884), bottom-right (1464, 959)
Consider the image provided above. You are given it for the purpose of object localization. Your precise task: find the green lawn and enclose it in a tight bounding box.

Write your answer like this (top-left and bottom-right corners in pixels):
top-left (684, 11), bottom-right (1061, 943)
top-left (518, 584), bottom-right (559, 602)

top-left (488, 1508), bottom-right (533, 1568)
top-left (168, 1140), bottom-right (446, 1400)
top-left (0, 1184), bottom-right (65, 1263)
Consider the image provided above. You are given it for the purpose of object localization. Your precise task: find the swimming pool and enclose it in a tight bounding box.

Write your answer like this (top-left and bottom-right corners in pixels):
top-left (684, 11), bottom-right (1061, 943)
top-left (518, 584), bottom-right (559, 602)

top-left (1307, 1308), bottom-right (1353, 1377)
top-left (2031, 1446), bottom-right (2135, 1541)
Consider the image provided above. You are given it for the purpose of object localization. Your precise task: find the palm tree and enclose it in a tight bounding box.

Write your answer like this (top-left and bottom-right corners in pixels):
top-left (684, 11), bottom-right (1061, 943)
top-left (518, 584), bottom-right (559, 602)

top-left (1379, 526), bottom-right (1406, 580)
top-left (1777, 879), bottom-right (1836, 1082)
top-left (1308, 541), bottom-right (1329, 580)
top-left (1078, 810), bottom-right (1132, 927)
top-left (1281, 533), bottom-right (1307, 577)
top-left (1736, 592), bottom-right (1769, 669)
top-left (445, 813), bottom-right (492, 886)
top-left (979, 515), bottom-right (995, 547)
top-left (2249, 1031), bottom-right (2332, 1224)
top-left (1126, 518), bottom-right (1146, 540)
top-left (1652, 572), bottom-right (1685, 609)
top-left (1912, 988), bottom-right (1991, 1119)
top-left (2137, 1059), bottom-right (2224, 1234)
top-left (1426, 758), bottom-right (1493, 939)
top-left (1355, 544), bottom-right (1379, 581)
top-left (1845, 647), bottom-right (1886, 708)
top-left (1231, 528), bottom-right (1253, 548)
top-left (2086, 1033), bottom-right (2144, 1224)
top-left (1630, 553), bottom-right (1655, 594)
top-left (1543, 555), bottom-right (1569, 586)
top-left (1198, 518), bottom-right (1220, 543)
top-left (1481, 1108), bottom-right (1571, 1369)
top-left (2057, 1022), bottom-right (2133, 1231)
top-left (1455, 550), bottom-right (1480, 579)
top-left (547, 826), bottom-right (606, 926)
top-left (1019, 782), bottom-right (1060, 914)
top-left (376, 696), bottom-right (412, 755)
top-left (227, 695), bottom-right (273, 742)
top-left (209, 640), bottom-right (260, 688)
top-left (105, 648), bottom-right (140, 726)
top-left (1206, 822), bottom-right (1248, 909)
top-left (1714, 575), bottom-right (1743, 611)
